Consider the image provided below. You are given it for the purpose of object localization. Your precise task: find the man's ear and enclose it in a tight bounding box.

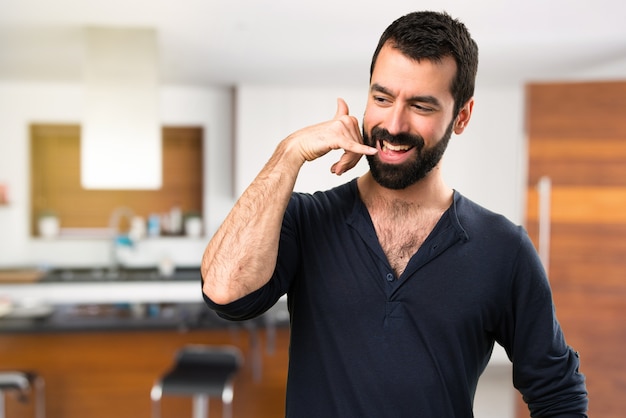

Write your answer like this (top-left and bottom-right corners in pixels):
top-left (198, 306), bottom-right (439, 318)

top-left (454, 98), bottom-right (474, 134)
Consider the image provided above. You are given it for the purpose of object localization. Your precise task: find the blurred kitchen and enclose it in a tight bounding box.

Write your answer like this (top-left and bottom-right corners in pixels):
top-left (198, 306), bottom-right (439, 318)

top-left (0, 1), bottom-right (625, 417)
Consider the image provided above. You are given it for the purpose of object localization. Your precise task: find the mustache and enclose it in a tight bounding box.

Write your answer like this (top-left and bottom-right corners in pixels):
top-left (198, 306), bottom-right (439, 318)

top-left (370, 127), bottom-right (424, 150)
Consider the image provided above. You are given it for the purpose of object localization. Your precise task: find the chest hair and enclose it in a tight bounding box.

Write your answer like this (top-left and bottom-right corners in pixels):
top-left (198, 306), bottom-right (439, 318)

top-left (369, 199), bottom-right (443, 277)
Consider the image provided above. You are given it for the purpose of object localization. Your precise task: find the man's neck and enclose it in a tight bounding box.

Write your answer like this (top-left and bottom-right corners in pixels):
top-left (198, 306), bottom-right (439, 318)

top-left (357, 171), bottom-right (453, 211)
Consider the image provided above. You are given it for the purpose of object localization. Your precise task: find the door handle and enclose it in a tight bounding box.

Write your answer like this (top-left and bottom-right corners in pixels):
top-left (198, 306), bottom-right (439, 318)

top-left (537, 176), bottom-right (552, 272)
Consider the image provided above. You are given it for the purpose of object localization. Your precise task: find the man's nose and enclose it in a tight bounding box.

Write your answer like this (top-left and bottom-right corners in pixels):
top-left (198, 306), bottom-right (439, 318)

top-left (385, 105), bottom-right (410, 135)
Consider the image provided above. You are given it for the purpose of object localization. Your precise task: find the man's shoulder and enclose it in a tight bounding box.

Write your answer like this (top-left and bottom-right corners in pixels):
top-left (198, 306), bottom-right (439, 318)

top-left (290, 179), bottom-right (358, 211)
top-left (453, 191), bottom-right (524, 238)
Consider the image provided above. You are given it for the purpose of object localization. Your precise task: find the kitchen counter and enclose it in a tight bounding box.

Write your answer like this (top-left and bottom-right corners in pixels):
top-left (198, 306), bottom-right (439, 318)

top-left (0, 267), bottom-right (289, 334)
top-left (0, 267), bottom-right (204, 305)
top-left (0, 301), bottom-right (233, 334)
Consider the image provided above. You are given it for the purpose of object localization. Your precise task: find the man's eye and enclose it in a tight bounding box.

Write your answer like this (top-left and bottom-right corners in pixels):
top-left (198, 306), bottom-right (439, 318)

top-left (413, 104), bottom-right (434, 112)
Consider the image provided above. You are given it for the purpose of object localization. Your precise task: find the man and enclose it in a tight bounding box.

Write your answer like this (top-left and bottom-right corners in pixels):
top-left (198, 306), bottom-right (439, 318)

top-left (201, 11), bottom-right (588, 417)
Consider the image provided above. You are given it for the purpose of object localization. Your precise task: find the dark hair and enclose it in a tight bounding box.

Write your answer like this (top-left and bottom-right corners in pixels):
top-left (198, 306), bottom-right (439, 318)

top-left (370, 11), bottom-right (479, 117)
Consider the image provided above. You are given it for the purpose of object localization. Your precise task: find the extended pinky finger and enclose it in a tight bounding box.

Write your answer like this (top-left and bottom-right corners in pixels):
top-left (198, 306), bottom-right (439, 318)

top-left (330, 151), bottom-right (364, 176)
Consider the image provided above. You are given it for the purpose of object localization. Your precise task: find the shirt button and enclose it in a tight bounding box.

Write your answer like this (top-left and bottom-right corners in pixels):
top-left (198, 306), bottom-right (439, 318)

top-left (386, 273), bottom-right (395, 282)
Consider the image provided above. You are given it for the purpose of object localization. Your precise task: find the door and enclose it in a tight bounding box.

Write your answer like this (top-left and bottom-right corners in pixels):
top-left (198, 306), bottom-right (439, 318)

top-left (521, 81), bottom-right (626, 417)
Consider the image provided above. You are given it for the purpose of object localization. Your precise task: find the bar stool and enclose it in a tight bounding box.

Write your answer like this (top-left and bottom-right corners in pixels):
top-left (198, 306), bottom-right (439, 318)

top-left (0, 371), bottom-right (45, 418)
top-left (151, 345), bottom-right (242, 418)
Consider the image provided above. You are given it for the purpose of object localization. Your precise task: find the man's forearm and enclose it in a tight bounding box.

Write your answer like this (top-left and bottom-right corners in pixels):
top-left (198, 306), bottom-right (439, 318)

top-left (201, 140), bottom-right (303, 305)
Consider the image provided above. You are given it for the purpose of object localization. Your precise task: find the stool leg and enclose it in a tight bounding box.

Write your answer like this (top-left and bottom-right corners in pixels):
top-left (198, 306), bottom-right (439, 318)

top-left (0, 391), bottom-right (5, 418)
top-left (151, 397), bottom-right (162, 418)
top-left (265, 311), bottom-right (276, 355)
top-left (34, 375), bottom-right (45, 418)
top-left (222, 382), bottom-right (234, 418)
top-left (247, 324), bottom-right (262, 382)
top-left (192, 394), bottom-right (208, 418)
top-left (151, 399), bottom-right (160, 418)
top-left (150, 384), bottom-right (163, 418)
top-left (223, 399), bottom-right (232, 418)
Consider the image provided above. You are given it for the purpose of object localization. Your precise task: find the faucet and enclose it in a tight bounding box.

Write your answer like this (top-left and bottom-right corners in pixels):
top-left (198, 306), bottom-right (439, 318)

top-left (108, 206), bottom-right (135, 275)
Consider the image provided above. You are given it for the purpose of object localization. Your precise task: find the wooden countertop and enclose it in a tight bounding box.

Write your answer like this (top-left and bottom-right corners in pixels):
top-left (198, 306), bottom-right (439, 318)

top-left (0, 269), bottom-right (45, 283)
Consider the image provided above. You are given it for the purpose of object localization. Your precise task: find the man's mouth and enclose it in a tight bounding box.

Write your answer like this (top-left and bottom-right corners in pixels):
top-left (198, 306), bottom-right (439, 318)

top-left (380, 140), bottom-right (414, 153)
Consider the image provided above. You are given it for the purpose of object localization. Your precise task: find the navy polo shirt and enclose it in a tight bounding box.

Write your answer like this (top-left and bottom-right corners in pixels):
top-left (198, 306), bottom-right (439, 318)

top-left (204, 179), bottom-right (587, 417)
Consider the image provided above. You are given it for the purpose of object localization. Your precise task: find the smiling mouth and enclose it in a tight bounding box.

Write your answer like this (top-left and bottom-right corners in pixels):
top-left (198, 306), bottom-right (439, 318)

top-left (380, 140), bottom-right (414, 153)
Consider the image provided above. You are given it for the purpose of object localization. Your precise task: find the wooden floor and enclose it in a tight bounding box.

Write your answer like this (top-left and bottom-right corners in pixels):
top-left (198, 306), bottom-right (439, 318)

top-left (0, 326), bottom-right (290, 418)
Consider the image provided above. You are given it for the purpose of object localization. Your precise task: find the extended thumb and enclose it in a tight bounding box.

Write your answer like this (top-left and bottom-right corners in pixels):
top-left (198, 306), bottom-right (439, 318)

top-left (334, 98), bottom-right (349, 118)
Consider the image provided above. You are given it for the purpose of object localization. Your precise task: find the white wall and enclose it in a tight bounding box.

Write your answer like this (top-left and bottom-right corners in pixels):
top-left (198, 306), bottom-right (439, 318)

top-left (0, 82), bottom-right (233, 268)
top-left (235, 82), bottom-right (526, 225)
top-left (443, 83), bottom-right (526, 223)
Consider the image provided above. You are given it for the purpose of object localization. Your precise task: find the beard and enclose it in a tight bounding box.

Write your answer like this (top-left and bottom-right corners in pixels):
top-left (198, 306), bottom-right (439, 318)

top-left (363, 119), bottom-right (454, 190)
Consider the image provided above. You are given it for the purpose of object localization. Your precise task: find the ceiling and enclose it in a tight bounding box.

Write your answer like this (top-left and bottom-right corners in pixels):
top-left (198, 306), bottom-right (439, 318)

top-left (1, 0), bottom-right (626, 87)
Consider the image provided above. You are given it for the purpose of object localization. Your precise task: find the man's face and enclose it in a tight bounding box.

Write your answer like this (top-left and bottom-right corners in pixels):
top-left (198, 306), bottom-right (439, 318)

top-left (363, 43), bottom-right (463, 190)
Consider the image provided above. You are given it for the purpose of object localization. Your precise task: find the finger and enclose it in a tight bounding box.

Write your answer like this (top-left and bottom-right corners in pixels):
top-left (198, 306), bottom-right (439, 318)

top-left (331, 141), bottom-right (377, 175)
top-left (334, 131), bottom-right (377, 162)
top-left (334, 98), bottom-right (349, 119)
top-left (331, 151), bottom-right (363, 175)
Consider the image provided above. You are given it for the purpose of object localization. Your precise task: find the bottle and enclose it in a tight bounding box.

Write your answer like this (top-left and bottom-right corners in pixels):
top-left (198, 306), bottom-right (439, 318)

top-left (169, 205), bottom-right (182, 235)
top-left (147, 214), bottom-right (161, 237)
